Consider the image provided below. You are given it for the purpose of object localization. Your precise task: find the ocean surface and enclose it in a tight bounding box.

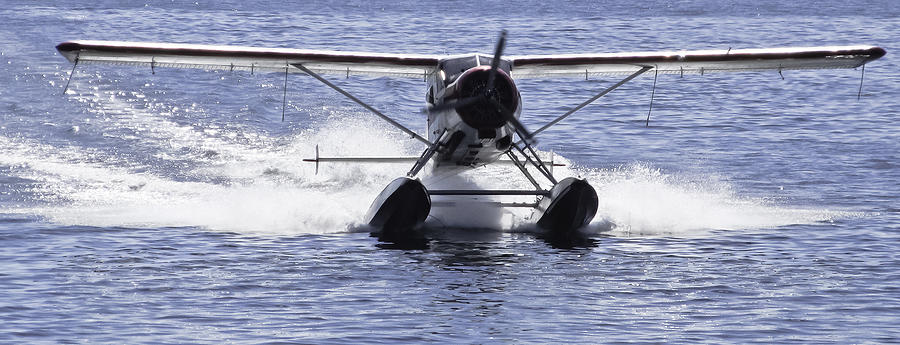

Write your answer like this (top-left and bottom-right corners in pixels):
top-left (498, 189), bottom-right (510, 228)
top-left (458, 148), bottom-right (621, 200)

top-left (1, 0), bottom-right (898, 343)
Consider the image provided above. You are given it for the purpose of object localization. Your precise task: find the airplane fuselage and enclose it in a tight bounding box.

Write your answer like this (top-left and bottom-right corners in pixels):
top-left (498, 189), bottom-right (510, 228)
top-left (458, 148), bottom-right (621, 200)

top-left (425, 55), bottom-right (522, 168)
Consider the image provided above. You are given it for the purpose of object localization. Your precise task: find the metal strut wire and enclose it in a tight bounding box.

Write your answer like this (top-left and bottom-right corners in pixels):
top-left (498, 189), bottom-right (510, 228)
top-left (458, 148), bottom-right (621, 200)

top-left (282, 65), bottom-right (288, 122)
top-left (527, 66), bottom-right (652, 140)
top-left (645, 67), bottom-right (658, 127)
top-left (63, 53), bottom-right (79, 94)
top-left (292, 63), bottom-right (431, 145)
top-left (857, 64), bottom-right (866, 101)
top-left (505, 150), bottom-right (542, 190)
top-left (510, 141), bottom-right (557, 186)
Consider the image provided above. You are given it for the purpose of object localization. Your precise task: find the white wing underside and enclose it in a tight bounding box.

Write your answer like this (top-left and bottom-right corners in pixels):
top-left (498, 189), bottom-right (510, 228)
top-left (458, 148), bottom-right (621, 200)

top-left (57, 40), bottom-right (885, 79)
top-left (508, 46), bottom-right (885, 78)
top-left (57, 40), bottom-right (443, 78)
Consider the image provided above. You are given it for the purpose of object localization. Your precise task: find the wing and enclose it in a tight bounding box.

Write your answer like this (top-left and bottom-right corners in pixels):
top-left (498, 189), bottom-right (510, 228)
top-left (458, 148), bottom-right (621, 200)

top-left (508, 46), bottom-right (886, 78)
top-left (56, 40), bottom-right (442, 78)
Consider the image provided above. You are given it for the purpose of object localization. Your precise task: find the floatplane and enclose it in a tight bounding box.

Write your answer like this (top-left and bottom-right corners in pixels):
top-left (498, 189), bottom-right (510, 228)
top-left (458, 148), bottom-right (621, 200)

top-left (57, 31), bottom-right (885, 243)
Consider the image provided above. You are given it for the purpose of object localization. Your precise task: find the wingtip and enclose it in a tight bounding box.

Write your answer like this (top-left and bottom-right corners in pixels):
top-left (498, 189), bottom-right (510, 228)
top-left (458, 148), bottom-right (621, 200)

top-left (56, 41), bottom-right (80, 53)
top-left (870, 46), bottom-right (887, 59)
top-left (55, 41), bottom-right (82, 62)
top-left (860, 46), bottom-right (887, 66)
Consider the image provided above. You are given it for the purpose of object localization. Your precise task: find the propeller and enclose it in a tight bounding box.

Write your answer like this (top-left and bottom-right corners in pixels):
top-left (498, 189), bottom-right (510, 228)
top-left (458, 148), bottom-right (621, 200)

top-left (485, 30), bottom-right (507, 92)
top-left (485, 30), bottom-right (536, 144)
top-left (425, 30), bottom-right (536, 144)
top-left (425, 95), bottom-right (481, 113)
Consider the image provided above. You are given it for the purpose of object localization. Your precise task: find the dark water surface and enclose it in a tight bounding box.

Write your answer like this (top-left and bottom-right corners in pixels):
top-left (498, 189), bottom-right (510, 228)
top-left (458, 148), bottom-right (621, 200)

top-left (1, 0), bottom-right (898, 343)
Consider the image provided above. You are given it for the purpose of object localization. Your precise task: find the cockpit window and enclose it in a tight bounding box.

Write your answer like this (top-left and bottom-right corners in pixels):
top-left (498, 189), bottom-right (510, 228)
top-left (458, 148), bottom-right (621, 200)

top-left (438, 55), bottom-right (512, 84)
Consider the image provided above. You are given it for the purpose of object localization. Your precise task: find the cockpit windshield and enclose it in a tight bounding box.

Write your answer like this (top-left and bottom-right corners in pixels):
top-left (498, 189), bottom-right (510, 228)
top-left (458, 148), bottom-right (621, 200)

top-left (438, 55), bottom-right (512, 84)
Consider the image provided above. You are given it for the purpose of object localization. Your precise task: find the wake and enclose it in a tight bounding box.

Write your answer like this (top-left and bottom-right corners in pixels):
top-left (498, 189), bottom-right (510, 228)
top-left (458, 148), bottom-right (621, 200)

top-left (0, 126), bottom-right (858, 236)
top-left (0, 88), bottom-right (860, 235)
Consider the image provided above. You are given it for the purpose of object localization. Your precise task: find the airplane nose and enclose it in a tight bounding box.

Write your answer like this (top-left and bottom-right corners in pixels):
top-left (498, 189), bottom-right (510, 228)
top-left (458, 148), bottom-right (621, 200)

top-left (455, 67), bottom-right (519, 130)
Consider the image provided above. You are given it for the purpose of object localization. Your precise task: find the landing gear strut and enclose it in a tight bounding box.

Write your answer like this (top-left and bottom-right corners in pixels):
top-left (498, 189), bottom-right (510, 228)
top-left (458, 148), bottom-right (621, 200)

top-left (365, 132), bottom-right (599, 242)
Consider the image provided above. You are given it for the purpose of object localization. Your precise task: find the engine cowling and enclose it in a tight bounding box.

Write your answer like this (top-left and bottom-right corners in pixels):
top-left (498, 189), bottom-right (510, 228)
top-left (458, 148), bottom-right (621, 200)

top-left (454, 66), bottom-right (519, 130)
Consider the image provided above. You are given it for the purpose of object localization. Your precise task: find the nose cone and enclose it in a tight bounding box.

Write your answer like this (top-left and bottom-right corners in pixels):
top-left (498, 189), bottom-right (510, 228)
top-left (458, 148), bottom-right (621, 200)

top-left (455, 66), bottom-right (519, 130)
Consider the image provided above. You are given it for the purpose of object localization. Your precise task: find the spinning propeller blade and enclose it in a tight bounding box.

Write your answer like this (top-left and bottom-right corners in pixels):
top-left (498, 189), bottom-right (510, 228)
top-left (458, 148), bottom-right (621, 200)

top-left (485, 30), bottom-right (535, 144)
top-left (486, 30), bottom-right (507, 91)
top-left (423, 96), bottom-right (481, 113)
top-left (424, 30), bottom-right (536, 144)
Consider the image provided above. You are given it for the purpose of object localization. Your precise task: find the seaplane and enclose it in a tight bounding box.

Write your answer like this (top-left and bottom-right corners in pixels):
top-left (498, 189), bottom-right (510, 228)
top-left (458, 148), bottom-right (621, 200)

top-left (56, 31), bottom-right (885, 243)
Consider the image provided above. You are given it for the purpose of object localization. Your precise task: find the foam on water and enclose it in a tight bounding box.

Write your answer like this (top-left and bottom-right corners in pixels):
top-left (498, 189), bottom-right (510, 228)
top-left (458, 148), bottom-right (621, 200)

top-left (5, 119), bottom-right (425, 233)
top-left (2, 128), bottom-right (856, 237)
top-left (2, 81), bottom-right (417, 233)
top-left (580, 164), bottom-right (859, 236)
top-left (1, 82), bottom-right (859, 235)
top-left (1, 3), bottom-right (897, 343)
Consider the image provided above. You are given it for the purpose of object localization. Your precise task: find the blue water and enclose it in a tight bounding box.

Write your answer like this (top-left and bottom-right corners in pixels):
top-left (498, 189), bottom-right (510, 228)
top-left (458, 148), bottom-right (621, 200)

top-left (2, 1), bottom-right (899, 343)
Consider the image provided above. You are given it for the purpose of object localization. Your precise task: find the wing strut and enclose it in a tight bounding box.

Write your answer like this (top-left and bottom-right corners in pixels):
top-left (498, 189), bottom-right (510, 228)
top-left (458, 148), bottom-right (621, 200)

top-left (645, 67), bottom-right (659, 127)
top-left (282, 66), bottom-right (289, 122)
top-left (291, 63), bottom-right (431, 146)
top-left (857, 64), bottom-right (866, 101)
top-left (63, 53), bottom-right (80, 94)
top-left (407, 129), bottom-right (448, 177)
top-left (529, 66), bottom-right (653, 138)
